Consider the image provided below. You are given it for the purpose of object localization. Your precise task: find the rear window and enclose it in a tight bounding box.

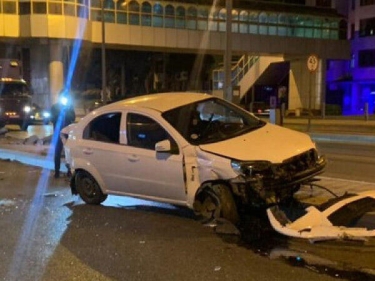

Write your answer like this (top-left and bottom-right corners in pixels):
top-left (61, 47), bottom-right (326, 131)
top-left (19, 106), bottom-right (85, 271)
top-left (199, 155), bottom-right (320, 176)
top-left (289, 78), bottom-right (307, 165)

top-left (83, 112), bottom-right (121, 143)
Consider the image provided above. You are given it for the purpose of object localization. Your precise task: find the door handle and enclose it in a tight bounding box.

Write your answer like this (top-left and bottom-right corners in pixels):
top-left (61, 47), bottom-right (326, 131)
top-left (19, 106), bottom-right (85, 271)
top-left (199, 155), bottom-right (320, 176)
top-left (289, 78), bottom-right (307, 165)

top-left (83, 148), bottom-right (93, 155)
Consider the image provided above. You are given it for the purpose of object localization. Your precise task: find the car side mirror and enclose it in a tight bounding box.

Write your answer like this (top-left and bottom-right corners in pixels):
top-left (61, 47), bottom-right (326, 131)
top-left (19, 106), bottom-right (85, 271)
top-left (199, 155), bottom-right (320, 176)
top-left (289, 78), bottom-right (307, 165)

top-left (155, 139), bottom-right (171, 153)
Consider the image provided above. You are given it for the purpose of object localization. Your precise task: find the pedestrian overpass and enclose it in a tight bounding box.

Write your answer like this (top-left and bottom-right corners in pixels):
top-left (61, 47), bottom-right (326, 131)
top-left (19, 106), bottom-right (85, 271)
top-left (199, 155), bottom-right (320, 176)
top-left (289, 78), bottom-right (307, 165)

top-left (1, 0), bottom-right (350, 111)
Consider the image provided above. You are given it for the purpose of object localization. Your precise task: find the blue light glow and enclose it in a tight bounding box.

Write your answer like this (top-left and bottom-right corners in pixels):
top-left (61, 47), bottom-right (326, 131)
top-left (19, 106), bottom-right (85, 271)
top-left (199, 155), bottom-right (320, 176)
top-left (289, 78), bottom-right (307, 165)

top-left (6, 14), bottom-right (88, 280)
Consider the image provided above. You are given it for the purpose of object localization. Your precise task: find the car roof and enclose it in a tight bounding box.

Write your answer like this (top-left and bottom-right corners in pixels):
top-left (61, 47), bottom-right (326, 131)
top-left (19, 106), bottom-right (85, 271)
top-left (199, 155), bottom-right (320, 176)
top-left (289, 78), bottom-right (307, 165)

top-left (107, 92), bottom-right (213, 113)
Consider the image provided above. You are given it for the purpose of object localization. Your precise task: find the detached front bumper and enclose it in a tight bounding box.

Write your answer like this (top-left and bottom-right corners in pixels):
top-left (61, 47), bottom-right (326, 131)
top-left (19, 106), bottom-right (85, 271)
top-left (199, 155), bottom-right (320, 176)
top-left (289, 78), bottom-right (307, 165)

top-left (230, 150), bottom-right (327, 206)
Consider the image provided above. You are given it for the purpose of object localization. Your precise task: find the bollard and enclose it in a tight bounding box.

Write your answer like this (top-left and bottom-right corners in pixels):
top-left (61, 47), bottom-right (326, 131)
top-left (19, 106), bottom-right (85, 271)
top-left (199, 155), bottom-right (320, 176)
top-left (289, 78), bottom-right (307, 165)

top-left (365, 102), bottom-right (369, 121)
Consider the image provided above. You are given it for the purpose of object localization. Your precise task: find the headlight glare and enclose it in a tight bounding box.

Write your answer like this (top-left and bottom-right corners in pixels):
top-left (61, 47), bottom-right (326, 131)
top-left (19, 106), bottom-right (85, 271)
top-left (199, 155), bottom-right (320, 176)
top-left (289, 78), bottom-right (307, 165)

top-left (231, 160), bottom-right (242, 174)
top-left (23, 105), bottom-right (31, 113)
top-left (43, 111), bottom-right (51, 118)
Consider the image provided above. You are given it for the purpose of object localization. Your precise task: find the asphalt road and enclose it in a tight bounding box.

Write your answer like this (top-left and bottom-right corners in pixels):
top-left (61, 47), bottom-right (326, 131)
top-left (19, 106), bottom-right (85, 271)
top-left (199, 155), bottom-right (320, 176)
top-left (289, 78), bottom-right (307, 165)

top-left (318, 142), bottom-right (375, 183)
top-left (0, 159), bottom-right (353, 281)
top-left (1, 125), bottom-right (375, 281)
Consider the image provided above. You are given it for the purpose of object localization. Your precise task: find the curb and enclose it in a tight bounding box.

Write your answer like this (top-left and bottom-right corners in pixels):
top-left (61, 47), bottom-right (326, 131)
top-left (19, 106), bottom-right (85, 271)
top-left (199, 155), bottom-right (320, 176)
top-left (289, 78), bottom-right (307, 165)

top-left (310, 133), bottom-right (375, 145)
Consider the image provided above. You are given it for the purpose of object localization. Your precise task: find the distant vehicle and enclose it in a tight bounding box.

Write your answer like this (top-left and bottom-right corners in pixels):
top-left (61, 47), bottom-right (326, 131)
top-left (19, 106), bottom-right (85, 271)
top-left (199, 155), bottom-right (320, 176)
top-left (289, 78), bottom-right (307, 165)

top-left (29, 103), bottom-right (51, 125)
top-left (251, 101), bottom-right (270, 117)
top-left (61, 92), bottom-right (326, 224)
top-left (0, 77), bottom-right (33, 130)
top-left (0, 59), bottom-right (40, 131)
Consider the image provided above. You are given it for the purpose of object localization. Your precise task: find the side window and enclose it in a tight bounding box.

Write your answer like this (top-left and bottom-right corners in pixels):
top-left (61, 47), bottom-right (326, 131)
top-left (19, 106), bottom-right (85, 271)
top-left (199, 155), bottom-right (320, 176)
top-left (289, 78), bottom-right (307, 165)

top-left (83, 112), bottom-right (121, 143)
top-left (127, 113), bottom-right (169, 150)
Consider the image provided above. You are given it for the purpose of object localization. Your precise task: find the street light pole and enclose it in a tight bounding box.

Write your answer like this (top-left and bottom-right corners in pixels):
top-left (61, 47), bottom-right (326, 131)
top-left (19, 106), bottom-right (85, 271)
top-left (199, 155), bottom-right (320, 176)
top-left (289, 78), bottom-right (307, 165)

top-left (101, 0), bottom-right (107, 104)
top-left (224, 0), bottom-right (232, 102)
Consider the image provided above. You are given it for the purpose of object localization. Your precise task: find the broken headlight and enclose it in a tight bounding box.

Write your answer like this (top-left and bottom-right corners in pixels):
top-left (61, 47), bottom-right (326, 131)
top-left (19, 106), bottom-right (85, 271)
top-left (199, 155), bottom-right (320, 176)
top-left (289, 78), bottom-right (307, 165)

top-left (231, 160), bottom-right (272, 177)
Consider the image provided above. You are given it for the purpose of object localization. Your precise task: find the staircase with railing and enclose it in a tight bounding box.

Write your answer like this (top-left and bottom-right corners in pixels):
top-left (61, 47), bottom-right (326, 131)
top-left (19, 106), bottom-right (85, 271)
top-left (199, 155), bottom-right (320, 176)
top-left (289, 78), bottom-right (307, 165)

top-left (212, 55), bottom-right (284, 102)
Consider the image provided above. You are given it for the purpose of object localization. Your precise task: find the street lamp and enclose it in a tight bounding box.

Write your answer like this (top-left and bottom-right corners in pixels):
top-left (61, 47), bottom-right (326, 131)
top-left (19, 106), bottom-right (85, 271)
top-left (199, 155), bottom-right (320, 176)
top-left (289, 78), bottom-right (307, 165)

top-left (101, 0), bottom-right (107, 104)
top-left (224, 0), bottom-right (232, 102)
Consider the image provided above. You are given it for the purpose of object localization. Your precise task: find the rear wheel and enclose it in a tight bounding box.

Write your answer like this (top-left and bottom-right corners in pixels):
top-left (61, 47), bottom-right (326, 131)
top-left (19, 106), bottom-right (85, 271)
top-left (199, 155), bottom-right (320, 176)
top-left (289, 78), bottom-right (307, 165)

top-left (75, 171), bottom-right (108, 204)
top-left (193, 184), bottom-right (239, 225)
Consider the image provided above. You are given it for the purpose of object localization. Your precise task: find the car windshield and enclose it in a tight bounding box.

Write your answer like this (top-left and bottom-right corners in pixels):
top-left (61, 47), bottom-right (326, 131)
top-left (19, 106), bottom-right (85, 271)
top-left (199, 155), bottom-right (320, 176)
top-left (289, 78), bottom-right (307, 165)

top-left (0, 82), bottom-right (30, 97)
top-left (162, 97), bottom-right (266, 145)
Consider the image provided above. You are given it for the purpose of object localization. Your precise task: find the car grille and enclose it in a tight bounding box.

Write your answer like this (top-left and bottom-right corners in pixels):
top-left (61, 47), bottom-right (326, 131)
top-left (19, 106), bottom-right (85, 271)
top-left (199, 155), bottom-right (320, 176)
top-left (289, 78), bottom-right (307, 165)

top-left (272, 149), bottom-right (320, 180)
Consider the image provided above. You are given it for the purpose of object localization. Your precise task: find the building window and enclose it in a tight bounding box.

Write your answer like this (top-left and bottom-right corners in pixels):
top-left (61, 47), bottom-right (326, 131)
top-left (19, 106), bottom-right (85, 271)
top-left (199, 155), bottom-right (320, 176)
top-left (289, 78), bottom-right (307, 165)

top-left (165, 4), bottom-right (175, 28)
top-left (176, 6), bottom-right (185, 29)
top-left (316, 0), bottom-right (331, 7)
top-left (239, 11), bottom-right (248, 34)
top-left (350, 23), bottom-right (355, 39)
top-left (3, 1), bottom-right (17, 14)
top-left (20, 2), bottom-right (31, 14)
top-left (152, 3), bottom-right (163, 27)
top-left (358, 49), bottom-right (375, 67)
top-left (129, 0), bottom-right (140, 25)
top-left (116, 0), bottom-right (127, 24)
top-left (359, 17), bottom-right (375, 37)
top-left (360, 0), bottom-right (375, 6)
top-left (49, 2), bottom-right (62, 15)
top-left (141, 2), bottom-right (151, 26)
top-left (33, 2), bottom-right (47, 14)
top-left (186, 7), bottom-right (197, 30)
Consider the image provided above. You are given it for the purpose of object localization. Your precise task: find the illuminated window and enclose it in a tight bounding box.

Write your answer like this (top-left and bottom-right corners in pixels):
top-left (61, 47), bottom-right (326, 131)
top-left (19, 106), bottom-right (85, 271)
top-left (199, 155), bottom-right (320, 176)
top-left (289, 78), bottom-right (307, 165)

top-left (176, 6), bottom-right (185, 29)
top-left (268, 13), bottom-right (277, 35)
top-left (277, 14), bottom-right (287, 36)
top-left (239, 11), bottom-right (248, 34)
top-left (152, 3), bottom-right (163, 27)
top-left (197, 8), bottom-right (208, 30)
top-left (249, 12), bottom-right (258, 34)
top-left (232, 9), bottom-right (239, 33)
top-left (165, 5), bottom-right (175, 28)
top-left (186, 6), bottom-right (197, 30)
top-left (141, 2), bottom-right (151, 26)
top-left (128, 0), bottom-right (139, 25)
top-left (218, 8), bottom-right (226, 32)
top-left (116, 0), bottom-right (127, 24)
top-left (259, 12), bottom-right (268, 35)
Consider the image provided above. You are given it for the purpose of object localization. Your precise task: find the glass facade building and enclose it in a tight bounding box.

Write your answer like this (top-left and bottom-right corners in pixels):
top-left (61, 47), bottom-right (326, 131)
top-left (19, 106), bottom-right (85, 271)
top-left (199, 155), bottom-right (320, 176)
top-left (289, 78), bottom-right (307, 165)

top-left (327, 0), bottom-right (375, 115)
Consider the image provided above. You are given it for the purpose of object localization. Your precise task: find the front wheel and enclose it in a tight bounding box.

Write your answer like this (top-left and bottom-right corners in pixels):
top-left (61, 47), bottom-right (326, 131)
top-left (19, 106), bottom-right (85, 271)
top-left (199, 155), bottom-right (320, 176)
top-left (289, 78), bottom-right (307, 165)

top-left (193, 184), bottom-right (239, 225)
top-left (75, 171), bottom-right (108, 205)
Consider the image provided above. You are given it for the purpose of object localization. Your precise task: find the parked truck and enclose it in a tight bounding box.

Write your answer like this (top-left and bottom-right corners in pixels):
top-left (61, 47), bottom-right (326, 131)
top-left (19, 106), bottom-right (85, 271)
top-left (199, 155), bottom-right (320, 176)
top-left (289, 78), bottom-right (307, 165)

top-left (0, 59), bottom-right (34, 131)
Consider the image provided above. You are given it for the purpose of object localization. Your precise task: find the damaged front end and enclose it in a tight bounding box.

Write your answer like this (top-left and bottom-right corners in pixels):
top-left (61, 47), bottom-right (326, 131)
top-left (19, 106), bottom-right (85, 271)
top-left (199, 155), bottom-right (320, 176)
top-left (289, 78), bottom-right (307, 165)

top-left (230, 149), bottom-right (326, 206)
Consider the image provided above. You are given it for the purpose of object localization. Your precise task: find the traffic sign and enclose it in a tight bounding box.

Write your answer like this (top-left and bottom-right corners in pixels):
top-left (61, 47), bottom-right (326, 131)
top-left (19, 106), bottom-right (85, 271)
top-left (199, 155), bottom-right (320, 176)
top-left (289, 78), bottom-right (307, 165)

top-left (307, 54), bottom-right (319, 72)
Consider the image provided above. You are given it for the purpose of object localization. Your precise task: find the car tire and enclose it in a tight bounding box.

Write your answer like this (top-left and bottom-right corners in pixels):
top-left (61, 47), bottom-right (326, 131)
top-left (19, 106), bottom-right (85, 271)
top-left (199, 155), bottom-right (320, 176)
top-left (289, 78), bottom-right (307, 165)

top-left (75, 171), bottom-right (108, 205)
top-left (193, 184), bottom-right (239, 225)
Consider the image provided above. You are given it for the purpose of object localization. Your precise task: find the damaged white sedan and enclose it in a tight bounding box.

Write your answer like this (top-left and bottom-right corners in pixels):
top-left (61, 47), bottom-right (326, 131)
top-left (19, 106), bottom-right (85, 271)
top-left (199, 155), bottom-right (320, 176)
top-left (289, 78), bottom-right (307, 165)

top-left (267, 190), bottom-right (375, 242)
top-left (61, 92), bottom-right (326, 223)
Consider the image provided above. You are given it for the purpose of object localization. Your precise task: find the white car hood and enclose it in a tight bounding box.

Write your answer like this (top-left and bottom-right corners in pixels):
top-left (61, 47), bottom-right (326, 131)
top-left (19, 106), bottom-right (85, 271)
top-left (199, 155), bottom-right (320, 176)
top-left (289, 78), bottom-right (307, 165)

top-left (199, 123), bottom-right (315, 163)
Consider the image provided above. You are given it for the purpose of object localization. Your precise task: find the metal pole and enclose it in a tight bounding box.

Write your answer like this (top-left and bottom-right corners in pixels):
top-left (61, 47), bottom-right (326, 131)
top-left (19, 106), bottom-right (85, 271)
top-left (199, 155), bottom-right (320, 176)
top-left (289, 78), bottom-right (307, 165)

top-left (307, 72), bottom-right (312, 131)
top-left (101, 0), bottom-right (107, 104)
top-left (224, 0), bottom-right (232, 102)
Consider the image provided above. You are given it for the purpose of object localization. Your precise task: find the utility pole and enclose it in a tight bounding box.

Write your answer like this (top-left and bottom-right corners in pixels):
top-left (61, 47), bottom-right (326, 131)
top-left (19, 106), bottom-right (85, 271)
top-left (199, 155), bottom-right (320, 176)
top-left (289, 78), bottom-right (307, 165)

top-left (101, 0), bottom-right (107, 104)
top-left (224, 0), bottom-right (232, 102)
